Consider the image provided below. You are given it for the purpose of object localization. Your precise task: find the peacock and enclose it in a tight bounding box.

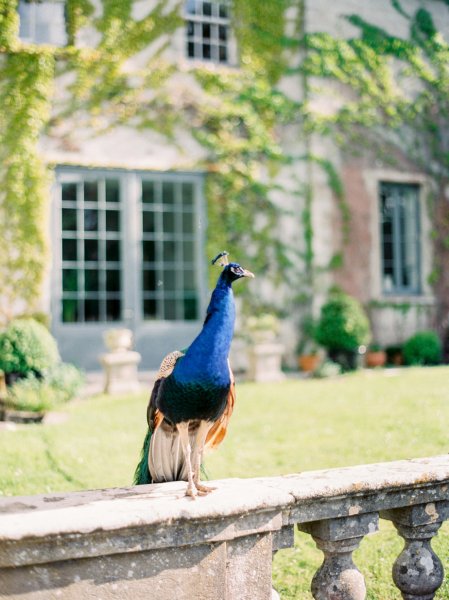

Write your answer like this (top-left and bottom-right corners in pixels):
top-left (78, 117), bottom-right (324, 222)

top-left (134, 251), bottom-right (254, 497)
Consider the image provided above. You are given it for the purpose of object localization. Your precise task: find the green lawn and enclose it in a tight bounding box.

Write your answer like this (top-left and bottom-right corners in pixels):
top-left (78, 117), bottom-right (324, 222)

top-left (1, 367), bottom-right (449, 599)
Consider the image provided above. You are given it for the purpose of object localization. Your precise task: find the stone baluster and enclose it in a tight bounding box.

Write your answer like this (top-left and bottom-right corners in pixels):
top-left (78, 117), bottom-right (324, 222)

top-left (382, 501), bottom-right (449, 600)
top-left (299, 512), bottom-right (379, 600)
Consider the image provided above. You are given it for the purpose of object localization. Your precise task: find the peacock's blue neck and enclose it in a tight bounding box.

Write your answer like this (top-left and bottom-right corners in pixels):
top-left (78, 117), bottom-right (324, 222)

top-left (174, 276), bottom-right (235, 386)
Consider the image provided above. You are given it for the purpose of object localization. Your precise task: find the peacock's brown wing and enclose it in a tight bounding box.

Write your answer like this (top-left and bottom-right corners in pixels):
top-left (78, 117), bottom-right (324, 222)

top-left (147, 350), bottom-right (184, 430)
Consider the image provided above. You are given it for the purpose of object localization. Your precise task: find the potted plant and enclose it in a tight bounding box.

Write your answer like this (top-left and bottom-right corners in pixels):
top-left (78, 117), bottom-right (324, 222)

top-left (365, 343), bottom-right (387, 368)
top-left (403, 331), bottom-right (442, 366)
top-left (296, 315), bottom-right (321, 373)
top-left (385, 344), bottom-right (403, 366)
top-left (315, 290), bottom-right (371, 371)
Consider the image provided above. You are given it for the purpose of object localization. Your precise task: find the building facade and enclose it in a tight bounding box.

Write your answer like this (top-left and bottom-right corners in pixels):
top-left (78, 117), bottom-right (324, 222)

top-left (2, 0), bottom-right (445, 369)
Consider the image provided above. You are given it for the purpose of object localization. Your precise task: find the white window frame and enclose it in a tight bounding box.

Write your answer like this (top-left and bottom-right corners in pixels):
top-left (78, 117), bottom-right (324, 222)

top-left (52, 167), bottom-right (206, 329)
top-left (184, 0), bottom-right (231, 64)
top-left (18, 0), bottom-right (67, 46)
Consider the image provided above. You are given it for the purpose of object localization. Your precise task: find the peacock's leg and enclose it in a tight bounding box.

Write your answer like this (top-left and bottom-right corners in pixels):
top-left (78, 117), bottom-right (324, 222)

top-left (176, 421), bottom-right (197, 498)
top-left (193, 420), bottom-right (216, 494)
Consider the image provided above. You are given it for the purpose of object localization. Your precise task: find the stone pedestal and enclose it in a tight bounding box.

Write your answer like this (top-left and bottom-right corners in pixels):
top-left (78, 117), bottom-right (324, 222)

top-left (99, 350), bottom-right (142, 394)
top-left (99, 328), bottom-right (141, 394)
top-left (247, 343), bottom-right (285, 383)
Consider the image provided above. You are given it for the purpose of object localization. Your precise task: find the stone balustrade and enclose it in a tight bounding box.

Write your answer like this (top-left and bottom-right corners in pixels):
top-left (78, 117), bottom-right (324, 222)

top-left (0, 455), bottom-right (448, 599)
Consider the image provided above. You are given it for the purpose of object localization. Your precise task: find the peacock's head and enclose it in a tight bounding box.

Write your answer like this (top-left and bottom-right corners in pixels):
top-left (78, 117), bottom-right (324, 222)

top-left (212, 251), bottom-right (255, 284)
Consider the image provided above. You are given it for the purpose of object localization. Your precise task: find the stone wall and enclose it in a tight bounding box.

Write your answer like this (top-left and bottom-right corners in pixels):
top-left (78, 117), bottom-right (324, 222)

top-left (0, 455), bottom-right (448, 599)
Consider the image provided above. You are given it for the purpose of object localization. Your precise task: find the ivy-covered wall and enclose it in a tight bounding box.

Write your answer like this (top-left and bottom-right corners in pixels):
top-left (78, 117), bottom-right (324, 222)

top-left (0, 0), bottom-right (308, 327)
top-left (1, 0), bottom-right (448, 354)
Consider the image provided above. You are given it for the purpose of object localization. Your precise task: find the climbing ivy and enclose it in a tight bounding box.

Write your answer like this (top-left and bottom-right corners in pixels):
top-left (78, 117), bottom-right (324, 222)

top-left (298, 0), bottom-right (449, 342)
top-left (0, 50), bottom-right (55, 325)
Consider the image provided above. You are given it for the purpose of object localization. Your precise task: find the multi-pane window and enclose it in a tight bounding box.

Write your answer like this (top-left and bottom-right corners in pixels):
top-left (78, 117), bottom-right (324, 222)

top-left (185, 0), bottom-right (230, 63)
top-left (18, 0), bottom-right (67, 46)
top-left (379, 182), bottom-right (421, 295)
top-left (141, 179), bottom-right (199, 321)
top-left (60, 178), bottom-right (122, 323)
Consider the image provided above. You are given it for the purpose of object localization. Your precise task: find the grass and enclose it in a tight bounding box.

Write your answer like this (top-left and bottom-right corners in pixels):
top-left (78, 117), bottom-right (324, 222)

top-left (1, 366), bottom-right (449, 598)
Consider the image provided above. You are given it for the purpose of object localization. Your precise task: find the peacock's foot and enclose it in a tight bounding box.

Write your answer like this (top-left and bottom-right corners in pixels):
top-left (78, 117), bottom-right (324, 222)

top-left (194, 482), bottom-right (216, 494)
top-left (185, 483), bottom-right (198, 499)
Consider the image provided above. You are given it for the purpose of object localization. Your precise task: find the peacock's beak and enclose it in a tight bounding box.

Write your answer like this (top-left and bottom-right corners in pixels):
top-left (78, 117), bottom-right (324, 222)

top-left (242, 269), bottom-right (255, 278)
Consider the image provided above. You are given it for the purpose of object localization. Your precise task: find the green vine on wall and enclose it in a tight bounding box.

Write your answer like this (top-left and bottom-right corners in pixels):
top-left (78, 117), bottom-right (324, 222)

top-left (0, 50), bottom-right (55, 324)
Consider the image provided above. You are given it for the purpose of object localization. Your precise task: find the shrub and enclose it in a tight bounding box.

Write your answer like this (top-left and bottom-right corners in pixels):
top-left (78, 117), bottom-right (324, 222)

top-left (315, 292), bottom-right (371, 351)
top-left (403, 331), bottom-right (442, 366)
top-left (0, 319), bottom-right (60, 376)
top-left (6, 363), bottom-right (84, 413)
top-left (7, 375), bottom-right (61, 413)
top-left (45, 363), bottom-right (85, 403)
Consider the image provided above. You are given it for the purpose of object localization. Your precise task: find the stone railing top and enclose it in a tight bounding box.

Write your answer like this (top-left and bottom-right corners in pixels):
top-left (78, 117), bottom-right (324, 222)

top-left (1, 455), bottom-right (449, 544)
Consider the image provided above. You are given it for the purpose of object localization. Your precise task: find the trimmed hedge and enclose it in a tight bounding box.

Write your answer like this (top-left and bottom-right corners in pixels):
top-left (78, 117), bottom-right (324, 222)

top-left (403, 331), bottom-right (442, 366)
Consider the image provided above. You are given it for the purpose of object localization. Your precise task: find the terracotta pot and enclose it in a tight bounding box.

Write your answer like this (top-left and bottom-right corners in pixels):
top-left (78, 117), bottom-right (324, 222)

top-left (365, 351), bottom-right (387, 368)
top-left (298, 354), bottom-right (320, 373)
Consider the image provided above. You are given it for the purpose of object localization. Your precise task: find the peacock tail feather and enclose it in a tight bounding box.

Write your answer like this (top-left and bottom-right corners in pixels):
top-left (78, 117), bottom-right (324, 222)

top-left (133, 428), bottom-right (152, 485)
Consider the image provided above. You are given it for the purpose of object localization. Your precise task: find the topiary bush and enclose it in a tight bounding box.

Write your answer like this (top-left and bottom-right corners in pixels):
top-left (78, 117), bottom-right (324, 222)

top-left (403, 331), bottom-right (442, 366)
top-left (315, 291), bottom-right (372, 352)
top-left (44, 363), bottom-right (85, 403)
top-left (0, 318), bottom-right (60, 377)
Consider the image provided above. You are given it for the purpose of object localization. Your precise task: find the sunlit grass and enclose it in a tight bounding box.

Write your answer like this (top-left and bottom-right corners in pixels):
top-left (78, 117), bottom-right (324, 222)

top-left (1, 366), bottom-right (448, 598)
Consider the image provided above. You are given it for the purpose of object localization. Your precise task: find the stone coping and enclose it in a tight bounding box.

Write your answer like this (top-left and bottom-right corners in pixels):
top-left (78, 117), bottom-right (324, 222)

top-left (1, 455), bottom-right (448, 543)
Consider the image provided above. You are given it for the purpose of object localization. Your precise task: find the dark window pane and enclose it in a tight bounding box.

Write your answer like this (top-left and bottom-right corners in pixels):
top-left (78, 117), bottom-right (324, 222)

top-left (106, 179), bottom-right (119, 203)
top-left (106, 210), bottom-right (120, 232)
top-left (164, 299), bottom-right (177, 320)
top-left (84, 239), bottom-right (99, 261)
top-left (182, 183), bottom-right (194, 207)
top-left (162, 182), bottom-right (175, 205)
top-left (184, 296), bottom-right (198, 320)
top-left (162, 270), bottom-right (177, 292)
top-left (62, 182), bottom-right (77, 202)
top-left (142, 240), bottom-right (155, 262)
top-left (142, 181), bottom-right (155, 203)
top-left (106, 240), bottom-right (120, 262)
top-left (188, 41), bottom-right (195, 57)
top-left (85, 269), bottom-right (99, 292)
top-left (62, 238), bottom-right (77, 261)
top-left (143, 298), bottom-right (157, 318)
top-left (62, 269), bottom-right (78, 292)
top-left (187, 21), bottom-right (194, 36)
top-left (219, 44), bottom-right (227, 62)
top-left (219, 3), bottom-right (228, 18)
top-left (203, 43), bottom-right (211, 59)
top-left (142, 211), bottom-right (155, 233)
top-left (106, 269), bottom-right (121, 292)
top-left (203, 23), bottom-right (211, 38)
top-left (84, 181), bottom-right (98, 203)
top-left (85, 299), bottom-right (100, 321)
top-left (106, 299), bottom-right (121, 321)
top-left (163, 211), bottom-right (176, 234)
top-left (62, 299), bottom-right (78, 323)
top-left (62, 208), bottom-right (77, 231)
top-left (183, 211), bottom-right (194, 234)
top-left (203, 2), bottom-right (211, 16)
top-left (84, 209), bottom-right (98, 231)
top-left (219, 25), bottom-right (227, 41)
top-left (184, 268), bottom-right (195, 292)
top-left (143, 269), bottom-right (156, 291)
top-left (163, 240), bottom-right (176, 262)
top-left (183, 240), bottom-right (194, 262)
